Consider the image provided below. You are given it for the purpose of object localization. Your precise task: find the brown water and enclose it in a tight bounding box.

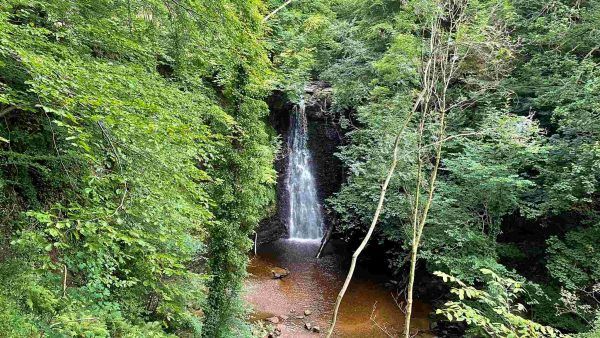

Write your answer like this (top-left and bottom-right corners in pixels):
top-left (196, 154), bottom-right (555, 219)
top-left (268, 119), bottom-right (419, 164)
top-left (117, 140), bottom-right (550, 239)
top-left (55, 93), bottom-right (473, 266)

top-left (244, 239), bottom-right (432, 337)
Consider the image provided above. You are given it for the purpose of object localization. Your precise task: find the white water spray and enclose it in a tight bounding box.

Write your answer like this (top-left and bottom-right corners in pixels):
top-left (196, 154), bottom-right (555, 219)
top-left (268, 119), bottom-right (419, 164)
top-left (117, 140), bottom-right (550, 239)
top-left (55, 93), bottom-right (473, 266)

top-left (286, 97), bottom-right (324, 240)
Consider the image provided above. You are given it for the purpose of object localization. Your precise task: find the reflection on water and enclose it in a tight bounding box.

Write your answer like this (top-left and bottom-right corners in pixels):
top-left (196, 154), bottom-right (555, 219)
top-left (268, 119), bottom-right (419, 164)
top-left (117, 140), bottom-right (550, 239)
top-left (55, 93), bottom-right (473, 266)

top-left (244, 239), bottom-right (432, 337)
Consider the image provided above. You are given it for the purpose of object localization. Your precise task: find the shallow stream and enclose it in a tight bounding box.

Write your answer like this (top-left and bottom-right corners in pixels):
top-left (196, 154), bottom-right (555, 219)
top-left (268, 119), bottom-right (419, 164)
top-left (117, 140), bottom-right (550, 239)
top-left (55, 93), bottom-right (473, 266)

top-left (245, 239), bottom-right (432, 337)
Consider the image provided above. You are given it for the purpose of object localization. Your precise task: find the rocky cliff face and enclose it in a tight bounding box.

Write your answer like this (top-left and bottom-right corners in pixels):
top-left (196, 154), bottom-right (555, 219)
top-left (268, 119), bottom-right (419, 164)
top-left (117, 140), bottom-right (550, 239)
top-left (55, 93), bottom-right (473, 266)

top-left (304, 81), bottom-right (333, 119)
top-left (256, 83), bottom-right (343, 244)
top-left (304, 82), bottom-right (343, 217)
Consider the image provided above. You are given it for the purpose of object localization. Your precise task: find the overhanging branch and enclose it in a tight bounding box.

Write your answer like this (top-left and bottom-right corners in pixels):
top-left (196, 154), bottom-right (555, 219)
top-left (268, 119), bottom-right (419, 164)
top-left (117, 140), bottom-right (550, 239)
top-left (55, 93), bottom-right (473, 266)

top-left (263, 0), bottom-right (295, 22)
top-left (0, 105), bottom-right (17, 118)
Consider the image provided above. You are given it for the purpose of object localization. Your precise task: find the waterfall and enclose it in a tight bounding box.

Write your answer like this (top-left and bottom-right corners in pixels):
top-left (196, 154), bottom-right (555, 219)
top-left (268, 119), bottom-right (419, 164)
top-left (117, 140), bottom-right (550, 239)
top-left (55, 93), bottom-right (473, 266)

top-left (286, 97), bottom-right (324, 240)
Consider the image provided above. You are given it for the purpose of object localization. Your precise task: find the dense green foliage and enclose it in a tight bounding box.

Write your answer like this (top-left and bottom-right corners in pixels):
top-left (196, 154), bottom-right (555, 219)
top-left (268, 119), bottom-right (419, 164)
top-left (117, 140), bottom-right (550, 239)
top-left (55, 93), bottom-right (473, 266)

top-left (268, 0), bottom-right (600, 336)
top-left (265, 0), bottom-right (335, 95)
top-left (0, 0), bottom-right (275, 336)
top-left (435, 269), bottom-right (562, 337)
top-left (1, 0), bottom-right (599, 337)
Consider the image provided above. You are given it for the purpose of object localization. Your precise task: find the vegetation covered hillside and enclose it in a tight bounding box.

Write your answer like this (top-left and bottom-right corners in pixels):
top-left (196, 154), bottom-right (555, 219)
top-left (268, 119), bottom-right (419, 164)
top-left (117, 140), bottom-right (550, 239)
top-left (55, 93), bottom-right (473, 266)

top-left (0, 0), bottom-right (276, 336)
top-left (1, 0), bottom-right (599, 337)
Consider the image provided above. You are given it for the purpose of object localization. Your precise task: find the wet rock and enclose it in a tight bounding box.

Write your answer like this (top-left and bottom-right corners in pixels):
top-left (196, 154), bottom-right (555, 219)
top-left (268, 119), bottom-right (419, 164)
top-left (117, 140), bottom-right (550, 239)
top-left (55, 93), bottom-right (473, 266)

top-left (304, 322), bottom-right (312, 331)
top-left (304, 81), bottom-right (333, 120)
top-left (295, 315), bottom-right (305, 319)
top-left (304, 309), bottom-right (312, 316)
top-left (312, 326), bottom-right (320, 333)
top-left (271, 267), bottom-right (290, 279)
top-left (266, 316), bottom-right (280, 324)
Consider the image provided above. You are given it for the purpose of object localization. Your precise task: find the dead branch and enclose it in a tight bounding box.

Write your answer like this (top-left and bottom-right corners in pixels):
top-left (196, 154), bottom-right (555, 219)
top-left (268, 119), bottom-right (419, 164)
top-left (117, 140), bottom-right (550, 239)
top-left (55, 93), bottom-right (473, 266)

top-left (370, 302), bottom-right (396, 338)
top-left (264, 0), bottom-right (295, 22)
top-left (98, 121), bottom-right (128, 216)
top-left (0, 105), bottom-right (17, 118)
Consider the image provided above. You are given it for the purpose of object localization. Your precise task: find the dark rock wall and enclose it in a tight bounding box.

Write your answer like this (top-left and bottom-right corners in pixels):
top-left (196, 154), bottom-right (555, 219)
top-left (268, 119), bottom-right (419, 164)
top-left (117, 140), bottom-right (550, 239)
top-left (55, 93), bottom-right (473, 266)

top-left (256, 91), bottom-right (292, 244)
top-left (256, 83), bottom-right (343, 244)
top-left (306, 117), bottom-right (343, 224)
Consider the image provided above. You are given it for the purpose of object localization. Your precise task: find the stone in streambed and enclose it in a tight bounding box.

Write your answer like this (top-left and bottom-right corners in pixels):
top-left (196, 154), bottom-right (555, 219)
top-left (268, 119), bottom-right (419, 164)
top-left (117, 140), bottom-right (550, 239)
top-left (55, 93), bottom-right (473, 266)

top-left (273, 324), bottom-right (284, 336)
top-left (295, 315), bottom-right (305, 319)
top-left (280, 315), bottom-right (289, 321)
top-left (266, 316), bottom-right (280, 324)
top-left (271, 267), bottom-right (289, 279)
top-left (312, 326), bottom-right (320, 333)
top-left (268, 323), bottom-right (284, 338)
top-left (304, 322), bottom-right (312, 331)
top-left (304, 309), bottom-right (312, 316)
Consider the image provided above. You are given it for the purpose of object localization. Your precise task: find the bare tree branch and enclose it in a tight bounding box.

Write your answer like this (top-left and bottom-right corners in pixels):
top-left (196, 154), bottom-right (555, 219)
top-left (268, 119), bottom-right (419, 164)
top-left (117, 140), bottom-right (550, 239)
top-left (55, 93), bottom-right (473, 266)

top-left (264, 0), bottom-right (295, 22)
top-left (370, 302), bottom-right (396, 338)
top-left (0, 105), bottom-right (17, 118)
top-left (326, 80), bottom-right (429, 338)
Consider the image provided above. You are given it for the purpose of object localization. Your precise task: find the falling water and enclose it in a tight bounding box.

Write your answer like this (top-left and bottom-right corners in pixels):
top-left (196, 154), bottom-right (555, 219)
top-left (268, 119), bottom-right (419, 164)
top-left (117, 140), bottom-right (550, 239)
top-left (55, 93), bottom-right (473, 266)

top-left (286, 97), bottom-right (324, 240)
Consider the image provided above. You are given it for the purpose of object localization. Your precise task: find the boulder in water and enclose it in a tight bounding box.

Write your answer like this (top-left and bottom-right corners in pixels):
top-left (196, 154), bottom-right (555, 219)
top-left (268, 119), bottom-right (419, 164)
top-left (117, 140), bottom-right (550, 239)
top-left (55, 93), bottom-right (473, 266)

top-left (271, 267), bottom-right (290, 279)
top-left (312, 326), bottom-right (321, 333)
top-left (304, 309), bottom-right (312, 316)
top-left (304, 322), bottom-right (312, 331)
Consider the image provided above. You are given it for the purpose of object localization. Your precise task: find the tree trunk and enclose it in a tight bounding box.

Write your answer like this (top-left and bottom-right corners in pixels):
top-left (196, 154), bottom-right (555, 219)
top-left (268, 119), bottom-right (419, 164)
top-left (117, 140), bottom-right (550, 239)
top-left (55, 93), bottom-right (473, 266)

top-left (316, 223), bottom-right (333, 259)
top-left (404, 244), bottom-right (419, 337)
top-left (326, 89), bottom-right (426, 337)
top-left (326, 133), bottom-right (402, 338)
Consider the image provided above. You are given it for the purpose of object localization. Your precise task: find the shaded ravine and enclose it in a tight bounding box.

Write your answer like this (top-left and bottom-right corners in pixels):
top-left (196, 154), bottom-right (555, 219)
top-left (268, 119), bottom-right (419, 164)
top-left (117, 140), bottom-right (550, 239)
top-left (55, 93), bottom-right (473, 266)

top-left (245, 96), bottom-right (431, 337)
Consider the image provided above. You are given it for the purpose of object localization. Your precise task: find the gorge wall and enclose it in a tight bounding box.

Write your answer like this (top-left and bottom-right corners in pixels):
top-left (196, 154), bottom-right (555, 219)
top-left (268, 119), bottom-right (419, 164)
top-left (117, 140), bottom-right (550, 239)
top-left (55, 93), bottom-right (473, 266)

top-left (256, 82), bottom-right (343, 244)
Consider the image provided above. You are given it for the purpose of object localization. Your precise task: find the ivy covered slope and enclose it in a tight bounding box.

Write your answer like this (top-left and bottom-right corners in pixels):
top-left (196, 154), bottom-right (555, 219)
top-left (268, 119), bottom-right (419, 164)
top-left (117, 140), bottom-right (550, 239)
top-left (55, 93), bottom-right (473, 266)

top-left (0, 1), bottom-right (275, 337)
